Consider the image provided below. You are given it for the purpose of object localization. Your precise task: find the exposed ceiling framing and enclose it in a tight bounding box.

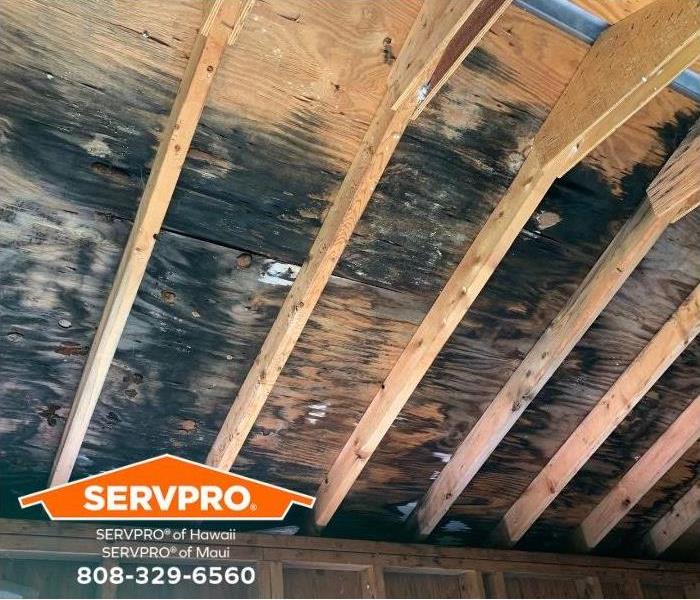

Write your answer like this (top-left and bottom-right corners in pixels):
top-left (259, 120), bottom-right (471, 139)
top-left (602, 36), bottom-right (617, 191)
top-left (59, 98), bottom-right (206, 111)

top-left (2, 0), bottom-right (700, 562)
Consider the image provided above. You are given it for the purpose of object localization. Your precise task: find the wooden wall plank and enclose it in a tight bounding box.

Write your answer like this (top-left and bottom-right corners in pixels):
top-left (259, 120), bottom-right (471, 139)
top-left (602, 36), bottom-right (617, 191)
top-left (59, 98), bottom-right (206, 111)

top-left (647, 118), bottom-right (700, 220)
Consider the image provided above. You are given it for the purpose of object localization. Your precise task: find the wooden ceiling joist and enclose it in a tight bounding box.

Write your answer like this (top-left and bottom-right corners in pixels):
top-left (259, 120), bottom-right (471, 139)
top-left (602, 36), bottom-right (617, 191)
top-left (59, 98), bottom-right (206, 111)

top-left (642, 481), bottom-right (700, 557)
top-left (574, 393), bottom-right (700, 552)
top-left (313, 0), bottom-right (700, 530)
top-left (647, 118), bottom-right (700, 221)
top-left (205, 0), bottom-right (514, 473)
top-left (48, 0), bottom-right (254, 486)
top-left (491, 282), bottom-right (700, 548)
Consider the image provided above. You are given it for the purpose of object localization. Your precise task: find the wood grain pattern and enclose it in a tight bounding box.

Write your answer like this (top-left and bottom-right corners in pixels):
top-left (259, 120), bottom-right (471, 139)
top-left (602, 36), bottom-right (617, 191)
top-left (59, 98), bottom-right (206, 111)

top-left (206, 0), bottom-right (515, 473)
top-left (3, 0), bottom-right (700, 559)
top-left (48, 0), bottom-right (253, 486)
top-left (643, 481), bottom-right (700, 556)
top-left (536, 0), bottom-right (700, 175)
top-left (414, 202), bottom-right (670, 538)
top-left (576, 394), bottom-right (700, 551)
top-left (647, 118), bottom-right (700, 221)
top-left (315, 0), bottom-right (700, 533)
top-left (494, 282), bottom-right (700, 547)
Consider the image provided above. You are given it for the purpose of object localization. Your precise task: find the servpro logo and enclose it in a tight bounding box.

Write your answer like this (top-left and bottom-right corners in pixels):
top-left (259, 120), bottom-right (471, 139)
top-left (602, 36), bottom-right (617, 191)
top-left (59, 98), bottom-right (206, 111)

top-left (19, 454), bottom-right (314, 521)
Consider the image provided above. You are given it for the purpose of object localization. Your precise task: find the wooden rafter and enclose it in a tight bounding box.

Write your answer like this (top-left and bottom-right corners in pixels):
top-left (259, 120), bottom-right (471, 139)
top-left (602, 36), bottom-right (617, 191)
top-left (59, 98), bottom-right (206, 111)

top-left (48, 0), bottom-right (254, 486)
top-left (313, 0), bottom-right (700, 530)
top-left (574, 393), bottom-right (700, 552)
top-left (492, 282), bottom-right (700, 547)
top-left (647, 118), bottom-right (700, 221)
top-left (642, 481), bottom-right (700, 557)
top-left (206, 0), bottom-right (514, 472)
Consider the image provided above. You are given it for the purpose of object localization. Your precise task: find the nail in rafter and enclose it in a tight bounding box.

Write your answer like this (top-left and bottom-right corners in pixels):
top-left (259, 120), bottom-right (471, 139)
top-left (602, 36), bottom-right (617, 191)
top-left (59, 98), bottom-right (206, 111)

top-left (574, 393), bottom-right (700, 552)
top-left (206, 0), bottom-right (514, 472)
top-left (48, 0), bottom-right (255, 487)
top-left (642, 481), bottom-right (700, 557)
top-left (314, 0), bottom-right (700, 530)
top-left (492, 282), bottom-right (700, 548)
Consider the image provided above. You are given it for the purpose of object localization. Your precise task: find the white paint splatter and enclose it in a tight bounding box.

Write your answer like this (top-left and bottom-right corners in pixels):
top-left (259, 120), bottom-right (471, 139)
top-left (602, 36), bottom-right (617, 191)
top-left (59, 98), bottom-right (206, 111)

top-left (258, 525), bottom-right (299, 535)
top-left (535, 210), bottom-right (561, 230)
top-left (258, 261), bottom-right (300, 287)
top-left (81, 134), bottom-right (111, 158)
top-left (442, 520), bottom-right (470, 533)
top-left (432, 451), bottom-right (452, 463)
top-left (396, 500), bottom-right (417, 521)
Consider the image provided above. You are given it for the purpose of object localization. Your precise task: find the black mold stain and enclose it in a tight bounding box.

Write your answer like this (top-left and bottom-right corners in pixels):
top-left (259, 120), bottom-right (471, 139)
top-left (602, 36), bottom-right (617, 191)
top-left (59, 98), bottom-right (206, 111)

top-left (344, 96), bottom-right (543, 295)
top-left (464, 46), bottom-right (518, 84)
top-left (39, 404), bottom-right (62, 427)
top-left (382, 37), bottom-right (396, 65)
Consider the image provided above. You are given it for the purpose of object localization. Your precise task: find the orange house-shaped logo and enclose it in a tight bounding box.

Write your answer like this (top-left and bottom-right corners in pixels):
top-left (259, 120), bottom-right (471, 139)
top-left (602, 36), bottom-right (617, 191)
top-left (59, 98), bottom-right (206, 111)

top-left (19, 454), bottom-right (315, 521)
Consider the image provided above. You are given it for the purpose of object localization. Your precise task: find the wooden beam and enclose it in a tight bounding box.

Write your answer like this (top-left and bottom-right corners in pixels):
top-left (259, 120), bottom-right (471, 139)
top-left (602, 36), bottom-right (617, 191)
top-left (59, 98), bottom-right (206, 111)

top-left (536, 0), bottom-right (700, 178)
top-left (647, 118), bottom-right (700, 221)
top-left (642, 482), bottom-right (700, 557)
top-left (3, 518), bottom-right (700, 584)
top-left (312, 0), bottom-right (700, 530)
top-left (48, 0), bottom-right (254, 486)
top-left (388, 0), bottom-right (484, 110)
top-left (492, 283), bottom-right (700, 547)
top-left (484, 572), bottom-right (508, 598)
top-left (575, 393), bottom-right (700, 552)
top-left (409, 0), bottom-right (514, 118)
top-left (360, 566), bottom-right (386, 599)
top-left (458, 570), bottom-right (486, 598)
top-left (206, 0), bottom-right (513, 472)
top-left (575, 576), bottom-right (604, 598)
top-left (258, 561), bottom-right (285, 598)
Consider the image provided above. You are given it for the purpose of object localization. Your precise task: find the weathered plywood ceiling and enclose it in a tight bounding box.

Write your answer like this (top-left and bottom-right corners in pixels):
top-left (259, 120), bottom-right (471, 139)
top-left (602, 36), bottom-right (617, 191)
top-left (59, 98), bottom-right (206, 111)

top-left (1, 0), bottom-right (699, 562)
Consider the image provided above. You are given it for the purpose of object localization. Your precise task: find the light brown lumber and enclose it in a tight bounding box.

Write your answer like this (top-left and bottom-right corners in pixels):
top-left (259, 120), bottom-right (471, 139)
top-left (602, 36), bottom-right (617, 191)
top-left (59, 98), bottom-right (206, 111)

top-left (258, 561), bottom-right (285, 598)
top-left (642, 481), bottom-right (700, 557)
top-left (313, 0), bottom-right (700, 530)
top-left (396, 0), bottom-right (514, 117)
top-left (536, 0), bottom-right (700, 178)
top-left (575, 393), bottom-right (700, 551)
top-left (459, 570), bottom-right (487, 598)
top-left (644, 482), bottom-right (700, 558)
top-left (360, 566), bottom-right (386, 599)
top-left (411, 201), bottom-right (668, 537)
top-left (388, 0), bottom-right (483, 110)
top-left (492, 282), bottom-right (700, 547)
top-left (48, 0), bottom-right (253, 486)
top-left (313, 150), bottom-right (555, 527)
top-left (647, 118), bottom-right (700, 221)
top-left (206, 0), bottom-right (513, 472)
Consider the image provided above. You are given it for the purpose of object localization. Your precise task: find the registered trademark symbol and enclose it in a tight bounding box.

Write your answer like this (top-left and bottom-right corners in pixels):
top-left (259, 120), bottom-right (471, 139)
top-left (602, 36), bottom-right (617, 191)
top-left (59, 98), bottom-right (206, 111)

top-left (164, 528), bottom-right (171, 535)
top-left (170, 546), bottom-right (177, 554)
top-left (250, 503), bottom-right (257, 511)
